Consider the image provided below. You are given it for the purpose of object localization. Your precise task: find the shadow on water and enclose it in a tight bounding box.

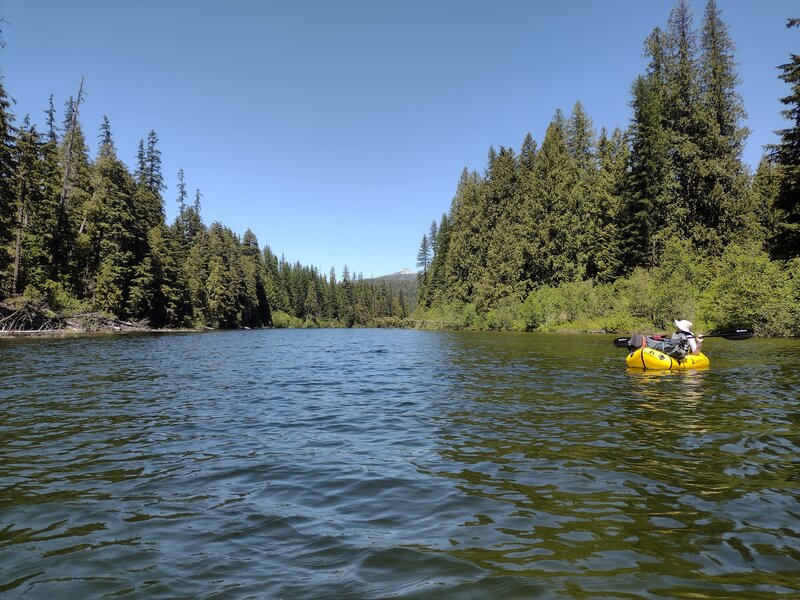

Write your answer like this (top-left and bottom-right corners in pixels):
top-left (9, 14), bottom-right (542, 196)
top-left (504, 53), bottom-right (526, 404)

top-left (0, 330), bottom-right (798, 598)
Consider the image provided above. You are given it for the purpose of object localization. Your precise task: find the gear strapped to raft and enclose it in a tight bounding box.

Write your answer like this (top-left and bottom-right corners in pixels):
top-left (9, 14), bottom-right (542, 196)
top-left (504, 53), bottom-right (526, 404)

top-left (627, 332), bottom-right (690, 359)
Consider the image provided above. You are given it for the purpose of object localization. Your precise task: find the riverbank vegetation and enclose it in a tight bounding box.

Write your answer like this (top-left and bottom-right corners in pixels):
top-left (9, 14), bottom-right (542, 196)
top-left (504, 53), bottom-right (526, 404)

top-left (414, 1), bottom-right (800, 336)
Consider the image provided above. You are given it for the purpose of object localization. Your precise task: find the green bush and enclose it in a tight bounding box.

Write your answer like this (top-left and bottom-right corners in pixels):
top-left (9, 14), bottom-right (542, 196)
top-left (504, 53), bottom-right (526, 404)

top-left (413, 243), bottom-right (798, 337)
top-left (704, 244), bottom-right (796, 336)
top-left (38, 280), bottom-right (90, 314)
top-left (271, 310), bottom-right (303, 328)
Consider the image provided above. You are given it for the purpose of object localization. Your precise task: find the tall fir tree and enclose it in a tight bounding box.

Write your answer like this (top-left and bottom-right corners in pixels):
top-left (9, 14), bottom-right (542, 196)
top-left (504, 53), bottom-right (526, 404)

top-left (588, 127), bottom-right (628, 282)
top-left (0, 75), bottom-right (16, 295)
top-left (441, 168), bottom-right (485, 303)
top-left (477, 145), bottom-right (524, 308)
top-left (770, 18), bottom-right (800, 258)
top-left (525, 109), bottom-right (578, 285)
top-left (696, 0), bottom-right (754, 247)
top-left (623, 29), bottom-right (678, 270)
top-left (145, 130), bottom-right (165, 196)
top-left (55, 91), bottom-right (92, 290)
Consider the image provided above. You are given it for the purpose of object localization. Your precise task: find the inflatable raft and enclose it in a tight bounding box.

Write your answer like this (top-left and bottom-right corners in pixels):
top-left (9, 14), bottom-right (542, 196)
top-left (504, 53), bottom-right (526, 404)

top-left (626, 346), bottom-right (709, 370)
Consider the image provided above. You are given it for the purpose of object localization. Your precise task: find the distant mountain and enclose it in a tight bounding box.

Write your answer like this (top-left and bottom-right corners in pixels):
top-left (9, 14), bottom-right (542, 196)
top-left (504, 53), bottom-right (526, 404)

top-left (374, 268), bottom-right (417, 281)
top-left (391, 268), bottom-right (416, 277)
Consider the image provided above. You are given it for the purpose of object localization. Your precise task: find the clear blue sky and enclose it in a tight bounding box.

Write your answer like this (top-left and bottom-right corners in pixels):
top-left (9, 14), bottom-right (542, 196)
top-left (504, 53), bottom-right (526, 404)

top-left (1, 1), bottom-right (796, 277)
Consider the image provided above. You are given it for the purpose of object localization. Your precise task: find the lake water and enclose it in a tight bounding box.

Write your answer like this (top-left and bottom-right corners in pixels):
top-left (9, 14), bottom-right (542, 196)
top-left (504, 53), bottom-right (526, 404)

top-left (1, 329), bottom-right (798, 598)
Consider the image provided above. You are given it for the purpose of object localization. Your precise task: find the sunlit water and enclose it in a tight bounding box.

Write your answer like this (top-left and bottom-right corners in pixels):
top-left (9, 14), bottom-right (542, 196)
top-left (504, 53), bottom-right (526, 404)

top-left (1, 329), bottom-right (798, 598)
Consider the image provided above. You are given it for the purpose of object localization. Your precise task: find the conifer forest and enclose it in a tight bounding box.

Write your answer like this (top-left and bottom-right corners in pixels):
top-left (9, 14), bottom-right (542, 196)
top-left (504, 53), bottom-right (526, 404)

top-left (1, 0), bottom-right (799, 335)
top-left (415, 2), bottom-right (800, 336)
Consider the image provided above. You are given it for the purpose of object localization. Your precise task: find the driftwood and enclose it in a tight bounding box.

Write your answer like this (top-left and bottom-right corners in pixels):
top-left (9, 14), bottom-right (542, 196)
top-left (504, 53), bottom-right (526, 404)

top-left (0, 300), bottom-right (65, 333)
top-left (64, 312), bottom-right (139, 332)
top-left (0, 300), bottom-right (145, 336)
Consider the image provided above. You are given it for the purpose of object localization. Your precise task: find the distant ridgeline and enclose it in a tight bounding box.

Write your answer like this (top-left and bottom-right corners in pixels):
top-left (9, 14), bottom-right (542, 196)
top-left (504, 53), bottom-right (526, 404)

top-left (414, 2), bottom-right (800, 336)
top-left (0, 101), bottom-right (414, 330)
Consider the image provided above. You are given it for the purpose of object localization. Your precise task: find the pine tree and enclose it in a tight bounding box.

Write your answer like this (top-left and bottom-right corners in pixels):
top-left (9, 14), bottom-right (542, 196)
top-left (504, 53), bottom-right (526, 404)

top-left (10, 118), bottom-right (60, 296)
top-left (751, 156), bottom-right (780, 243)
top-left (240, 228), bottom-right (271, 326)
top-left (340, 264), bottom-right (355, 327)
top-left (664, 1), bottom-right (703, 234)
top-left (176, 168), bottom-right (187, 211)
top-left (588, 127), bottom-right (628, 282)
top-left (45, 95), bottom-right (57, 144)
top-left (87, 124), bottom-right (138, 317)
top-left (524, 109), bottom-right (578, 285)
top-left (145, 130), bottom-right (165, 195)
top-left (696, 0), bottom-right (754, 248)
top-left (55, 89), bottom-right (92, 290)
top-left (477, 145), bottom-right (523, 307)
top-left (142, 224), bottom-right (184, 326)
top-left (98, 115), bottom-right (114, 156)
top-left (0, 75), bottom-right (16, 296)
top-left (326, 266), bottom-right (338, 320)
top-left (426, 212), bottom-right (451, 303)
top-left (564, 102), bottom-right (597, 281)
top-left (770, 18), bottom-right (800, 258)
top-left (623, 29), bottom-right (678, 270)
top-left (428, 220), bottom-right (438, 257)
top-left (518, 132), bottom-right (538, 175)
top-left (135, 139), bottom-right (146, 185)
top-left (416, 234), bottom-right (430, 277)
top-left (441, 168), bottom-right (486, 303)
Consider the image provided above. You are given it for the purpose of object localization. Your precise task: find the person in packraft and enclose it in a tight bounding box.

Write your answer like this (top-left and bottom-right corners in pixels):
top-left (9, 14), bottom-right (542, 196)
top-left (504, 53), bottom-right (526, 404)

top-left (674, 319), bottom-right (703, 355)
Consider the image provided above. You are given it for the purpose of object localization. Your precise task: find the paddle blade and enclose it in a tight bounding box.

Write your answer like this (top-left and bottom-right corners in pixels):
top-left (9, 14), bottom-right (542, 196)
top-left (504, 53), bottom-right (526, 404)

top-left (717, 328), bottom-right (754, 341)
top-left (612, 337), bottom-right (631, 348)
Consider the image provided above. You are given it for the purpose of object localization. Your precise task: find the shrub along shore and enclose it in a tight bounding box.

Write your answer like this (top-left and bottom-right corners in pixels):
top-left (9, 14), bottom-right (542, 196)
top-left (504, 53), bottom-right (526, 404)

top-left (413, 242), bottom-right (800, 337)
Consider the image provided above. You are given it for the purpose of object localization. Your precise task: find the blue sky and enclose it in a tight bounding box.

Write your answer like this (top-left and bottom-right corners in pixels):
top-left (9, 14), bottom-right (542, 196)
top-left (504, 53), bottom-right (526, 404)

top-left (1, 0), bottom-right (796, 277)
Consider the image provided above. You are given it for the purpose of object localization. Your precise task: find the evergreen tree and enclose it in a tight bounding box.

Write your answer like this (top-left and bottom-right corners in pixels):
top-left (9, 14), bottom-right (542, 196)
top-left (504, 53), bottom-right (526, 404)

top-left (55, 91), bottom-right (92, 290)
top-left (427, 212), bottom-right (451, 303)
top-left (524, 110), bottom-right (578, 285)
top-left (326, 266), bottom-right (338, 320)
top-left (441, 168), bottom-right (486, 303)
top-left (518, 132), bottom-right (538, 175)
top-left (240, 228), bottom-right (271, 326)
top-left (770, 18), bottom-right (800, 258)
top-left (135, 139), bottom-right (146, 185)
top-left (9, 118), bottom-right (61, 296)
top-left (588, 127), bottom-right (628, 282)
top-left (564, 102), bottom-right (597, 280)
top-left (664, 0), bottom-right (704, 235)
top-left (86, 129), bottom-right (137, 316)
top-left (428, 220), bottom-right (438, 257)
top-left (0, 75), bottom-right (16, 295)
top-left (477, 145), bottom-right (523, 307)
top-left (751, 156), bottom-right (780, 243)
top-left (340, 264), bottom-right (355, 327)
top-left (416, 234), bottom-right (430, 277)
top-left (98, 115), bottom-right (114, 156)
top-left (304, 280), bottom-right (320, 321)
top-left (176, 168), bottom-right (187, 211)
top-left (142, 224), bottom-right (184, 326)
top-left (45, 95), bottom-right (57, 144)
top-left (623, 30), bottom-right (678, 270)
top-left (696, 0), bottom-right (754, 247)
top-left (145, 130), bottom-right (165, 195)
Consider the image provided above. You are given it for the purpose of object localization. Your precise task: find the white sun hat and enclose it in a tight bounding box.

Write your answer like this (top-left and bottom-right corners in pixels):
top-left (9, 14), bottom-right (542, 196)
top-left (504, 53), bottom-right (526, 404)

top-left (674, 319), bottom-right (693, 333)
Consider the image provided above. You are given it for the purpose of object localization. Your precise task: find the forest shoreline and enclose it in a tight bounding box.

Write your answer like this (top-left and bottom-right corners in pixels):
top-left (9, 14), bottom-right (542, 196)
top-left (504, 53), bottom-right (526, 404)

top-left (0, 297), bottom-right (720, 339)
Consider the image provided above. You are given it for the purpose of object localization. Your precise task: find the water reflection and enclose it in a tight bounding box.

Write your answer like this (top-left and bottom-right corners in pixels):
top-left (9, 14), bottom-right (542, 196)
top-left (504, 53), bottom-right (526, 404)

top-left (427, 332), bottom-right (800, 595)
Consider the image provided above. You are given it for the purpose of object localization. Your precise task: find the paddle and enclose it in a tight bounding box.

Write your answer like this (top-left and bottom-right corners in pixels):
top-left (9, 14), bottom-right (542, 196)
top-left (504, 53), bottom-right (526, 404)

top-left (611, 328), bottom-right (754, 348)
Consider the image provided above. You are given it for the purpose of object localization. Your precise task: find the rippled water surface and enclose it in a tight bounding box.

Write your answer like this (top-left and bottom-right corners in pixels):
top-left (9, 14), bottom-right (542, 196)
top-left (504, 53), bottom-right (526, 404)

top-left (1, 329), bottom-right (799, 598)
